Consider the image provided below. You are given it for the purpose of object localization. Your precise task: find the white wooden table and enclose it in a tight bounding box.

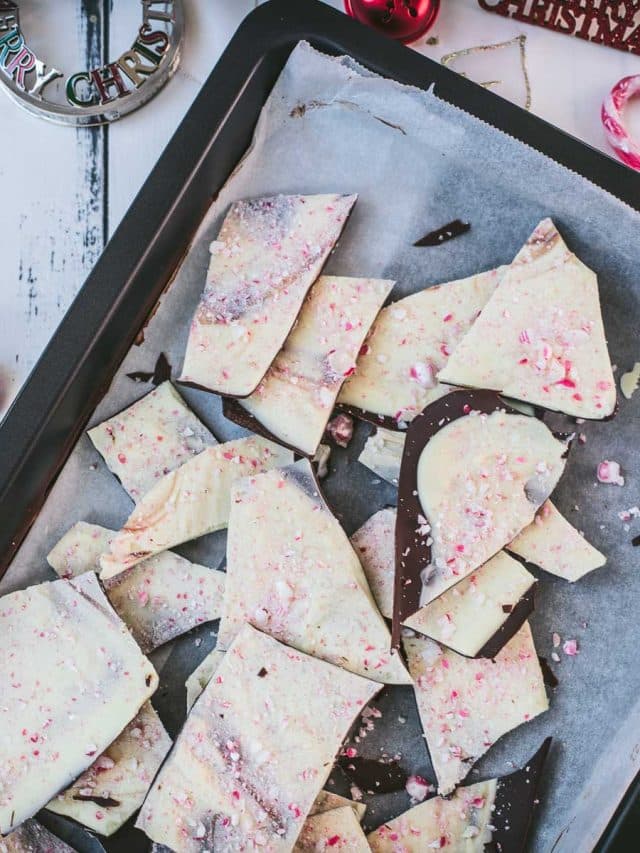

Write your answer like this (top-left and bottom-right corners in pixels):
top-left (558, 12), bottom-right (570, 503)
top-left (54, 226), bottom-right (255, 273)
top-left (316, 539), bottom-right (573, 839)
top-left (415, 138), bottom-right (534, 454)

top-left (1, 0), bottom-right (638, 415)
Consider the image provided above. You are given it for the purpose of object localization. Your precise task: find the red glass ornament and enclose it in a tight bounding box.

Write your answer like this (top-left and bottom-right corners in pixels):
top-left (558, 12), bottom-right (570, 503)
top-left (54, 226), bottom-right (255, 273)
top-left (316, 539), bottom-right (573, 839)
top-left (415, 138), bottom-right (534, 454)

top-left (344, 0), bottom-right (440, 44)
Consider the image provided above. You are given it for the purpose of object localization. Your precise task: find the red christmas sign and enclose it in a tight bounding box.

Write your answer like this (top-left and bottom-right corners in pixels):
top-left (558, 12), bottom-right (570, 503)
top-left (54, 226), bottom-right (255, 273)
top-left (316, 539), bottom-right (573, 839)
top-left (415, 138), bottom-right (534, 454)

top-left (478, 1), bottom-right (640, 55)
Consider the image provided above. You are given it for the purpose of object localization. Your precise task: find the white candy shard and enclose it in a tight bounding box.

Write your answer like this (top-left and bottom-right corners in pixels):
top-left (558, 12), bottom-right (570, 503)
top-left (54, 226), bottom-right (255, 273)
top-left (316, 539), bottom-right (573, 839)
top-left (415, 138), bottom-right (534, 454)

top-left (136, 624), bottom-right (379, 852)
top-left (368, 779), bottom-right (496, 852)
top-left (439, 219), bottom-right (616, 419)
top-left (181, 193), bottom-right (357, 397)
top-left (88, 382), bottom-right (217, 502)
top-left (358, 427), bottom-right (405, 485)
top-left (48, 522), bottom-right (226, 653)
top-left (339, 268), bottom-right (504, 422)
top-left (350, 507), bottom-right (396, 619)
top-left (294, 806), bottom-right (370, 852)
top-left (0, 574), bottom-right (158, 834)
top-left (507, 499), bottom-right (606, 582)
top-left (219, 460), bottom-right (410, 685)
top-left (99, 436), bottom-right (293, 579)
top-left (239, 275), bottom-right (393, 455)
top-left (620, 362), bottom-right (640, 399)
top-left (416, 409), bottom-right (567, 605)
top-left (405, 623), bottom-right (548, 794)
top-left (46, 702), bottom-right (171, 836)
top-left (309, 791), bottom-right (366, 822)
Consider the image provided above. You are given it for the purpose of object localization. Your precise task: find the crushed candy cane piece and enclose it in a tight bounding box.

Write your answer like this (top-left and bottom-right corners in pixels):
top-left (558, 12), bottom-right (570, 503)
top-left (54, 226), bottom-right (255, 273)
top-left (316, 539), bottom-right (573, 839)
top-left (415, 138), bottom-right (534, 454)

top-left (563, 639), bottom-right (579, 656)
top-left (597, 460), bottom-right (625, 486)
top-left (405, 775), bottom-right (431, 803)
top-left (326, 413), bottom-right (354, 448)
top-left (620, 362), bottom-right (640, 399)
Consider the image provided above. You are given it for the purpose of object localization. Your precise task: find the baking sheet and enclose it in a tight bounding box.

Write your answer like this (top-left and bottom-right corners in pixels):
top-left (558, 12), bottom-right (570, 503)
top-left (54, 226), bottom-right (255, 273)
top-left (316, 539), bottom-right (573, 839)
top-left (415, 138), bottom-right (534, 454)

top-left (3, 41), bottom-right (640, 852)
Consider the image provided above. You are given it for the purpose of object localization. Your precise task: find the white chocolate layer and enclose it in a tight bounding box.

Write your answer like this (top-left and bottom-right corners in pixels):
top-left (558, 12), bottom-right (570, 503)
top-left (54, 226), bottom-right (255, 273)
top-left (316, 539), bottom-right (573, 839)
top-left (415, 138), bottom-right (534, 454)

top-left (416, 410), bottom-right (567, 604)
top-left (48, 522), bottom-right (225, 653)
top-left (46, 702), bottom-right (171, 836)
top-left (439, 220), bottom-right (616, 419)
top-left (358, 427), bottom-right (404, 485)
top-left (309, 792), bottom-right (366, 822)
top-left (185, 649), bottom-right (226, 712)
top-left (350, 507), bottom-right (396, 620)
top-left (507, 499), bottom-right (606, 581)
top-left (99, 436), bottom-right (293, 579)
top-left (294, 806), bottom-right (370, 852)
top-left (405, 623), bottom-right (548, 794)
top-left (88, 382), bottom-right (216, 502)
top-left (339, 268), bottom-right (504, 422)
top-left (136, 624), bottom-right (379, 852)
top-left (0, 574), bottom-right (157, 834)
top-left (181, 194), bottom-right (357, 397)
top-left (240, 275), bottom-right (393, 455)
top-left (219, 461), bottom-right (410, 685)
top-left (368, 779), bottom-right (496, 852)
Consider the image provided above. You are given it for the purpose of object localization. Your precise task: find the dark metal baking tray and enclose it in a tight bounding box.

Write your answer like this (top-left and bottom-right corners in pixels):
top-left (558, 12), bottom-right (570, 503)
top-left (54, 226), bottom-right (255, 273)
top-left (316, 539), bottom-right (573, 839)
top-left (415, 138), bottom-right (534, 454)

top-left (1, 0), bottom-right (639, 848)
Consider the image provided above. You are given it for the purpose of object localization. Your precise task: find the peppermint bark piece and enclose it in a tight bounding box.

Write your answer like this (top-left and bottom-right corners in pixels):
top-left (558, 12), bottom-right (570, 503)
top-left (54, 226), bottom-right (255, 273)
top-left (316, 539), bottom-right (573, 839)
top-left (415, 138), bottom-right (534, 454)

top-left (368, 779), bottom-right (495, 852)
top-left (136, 624), bottom-right (379, 852)
top-left (394, 391), bottom-right (567, 640)
top-left (46, 702), bottom-right (171, 836)
top-left (507, 499), bottom-right (606, 581)
top-left (180, 193), bottom-right (357, 397)
top-left (405, 622), bottom-right (548, 794)
top-left (350, 507), bottom-right (396, 619)
top-left (0, 819), bottom-right (78, 853)
top-left (308, 792), bottom-right (366, 822)
top-left (219, 460), bottom-right (410, 685)
top-left (227, 275), bottom-right (394, 456)
top-left (338, 268), bottom-right (504, 425)
top-left (48, 522), bottom-right (226, 654)
top-left (0, 575), bottom-right (158, 834)
top-left (439, 219), bottom-right (616, 419)
top-left (185, 649), bottom-right (225, 712)
top-left (100, 437), bottom-right (293, 579)
top-left (88, 382), bottom-right (216, 502)
top-left (294, 807), bottom-right (370, 852)
top-left (358, 427), bottom-right (404, 485)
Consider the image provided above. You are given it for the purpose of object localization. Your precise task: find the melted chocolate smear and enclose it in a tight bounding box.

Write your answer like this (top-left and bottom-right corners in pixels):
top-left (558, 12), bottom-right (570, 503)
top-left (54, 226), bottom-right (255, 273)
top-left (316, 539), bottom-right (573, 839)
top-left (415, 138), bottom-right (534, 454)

top-left (72, 794), bottom-right (120, 808)
top-left (473, 587), bottom-right (535, 660)
top-left (392, 390), bottom-right (522, 648)
top-left (126, 352), bottom-right (172, 386)
top-left (538, 656), bottom-right (559, 689)
top-left (257, 667), bottom-right (268, 678)
top-left (413, 219), bottom-right (470, 247)
top-left (337, 756), bottom-right (409, 795)
top-left (489, 738), bottom-right (552, 853)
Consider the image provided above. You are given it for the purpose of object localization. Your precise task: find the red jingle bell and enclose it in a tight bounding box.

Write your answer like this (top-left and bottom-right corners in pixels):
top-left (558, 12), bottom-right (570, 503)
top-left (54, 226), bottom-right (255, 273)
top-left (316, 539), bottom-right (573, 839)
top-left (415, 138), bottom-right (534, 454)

top-left (344, 0), bottom-right (440, 44)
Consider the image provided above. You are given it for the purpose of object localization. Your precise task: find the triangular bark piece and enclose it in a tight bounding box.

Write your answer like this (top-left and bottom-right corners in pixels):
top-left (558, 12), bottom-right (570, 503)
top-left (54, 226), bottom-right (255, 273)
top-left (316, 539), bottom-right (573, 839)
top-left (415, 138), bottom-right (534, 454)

top-left (48, 522), bottom-right (225, 653)
top-left (338, 268), bottom-right (505, 425)
top-left (404, 622), bottom-right (548, 794)
top-left (394, 391), bottom-right (568, 639)
top-left (438, 220), bottom-right (616, 419)
top-left (507, 499), bottom-right (606, 581)
top-left (46, 702), bottom-right (171, 836)
top-left (227, 275), bottom-right (393, 455)
top-left (136, 624), bottom-right (379, 852)
top-left (0, 819), bottom-right (78, 853)
top-left (219, 460), bottom-right (410, 684)
top-left (294, 806), bottom-right (370, 852)
top-left (99, 437), bottom-right (292, 579)
top-left (180, 193), bottom-right (357, 397)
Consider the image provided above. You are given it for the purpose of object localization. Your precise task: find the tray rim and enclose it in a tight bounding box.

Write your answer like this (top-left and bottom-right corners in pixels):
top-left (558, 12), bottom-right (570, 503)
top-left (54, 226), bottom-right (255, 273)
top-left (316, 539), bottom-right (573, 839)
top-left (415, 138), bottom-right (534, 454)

top-left (0, 0), bottom-right (638, 847)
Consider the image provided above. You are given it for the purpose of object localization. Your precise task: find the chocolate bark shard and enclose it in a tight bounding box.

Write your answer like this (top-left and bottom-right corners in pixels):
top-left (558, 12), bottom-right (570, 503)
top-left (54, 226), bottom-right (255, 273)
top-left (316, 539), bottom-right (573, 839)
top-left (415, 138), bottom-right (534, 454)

top-left (136, 624), bottom-right (379, 852)
top-left (48, 522), bottom-right (226, 654)
top-left (338, 268), bottom-right (505, 425)
top-left (393, 390), bottom-right (568, 642)
top-left (185, 649), bottom-right (225, 712)
top-left (350, 507), bottom-right (396, 619)
top-left (0, 819), bottom-right (78, 853)
top-left (367, 779), bottom-right (496, 852)
top-left (308, 792), bottom-right (366, 822)
top-left (351, 509), bottom-right (535, 658)
top-left (0, 575), bottom-right (158, 834)
top-left (219, 460), bottom-right (410, 685)
top-left (231, 275), bottom-right (394, 456)
top-left (293, 806), bottom-right (370, 852)
top-left (404, 551), bottom-right (536, 658)
top-left (405, 622), bottom-right (548, 794)
top-left (180, 193), bottom-right (357, 398)
top-left (45, 702), bottom-right (171, 837)
top-left (507, 499), bottom-right (606, 582)
top-left (87, 382), bottom-right (217, 503)
top-left (438, 219), bottom-right (616, 419)
top-left (358, 427), bottom-right (404, 485)
top-left (99, 436), bottom-right (293, 579)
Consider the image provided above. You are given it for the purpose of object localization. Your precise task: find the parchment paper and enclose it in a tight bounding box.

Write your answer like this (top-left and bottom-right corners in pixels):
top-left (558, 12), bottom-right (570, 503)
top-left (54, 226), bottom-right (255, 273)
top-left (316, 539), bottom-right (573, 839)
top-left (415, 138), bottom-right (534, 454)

top-left (3, 42), bottom-right (640, 852)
